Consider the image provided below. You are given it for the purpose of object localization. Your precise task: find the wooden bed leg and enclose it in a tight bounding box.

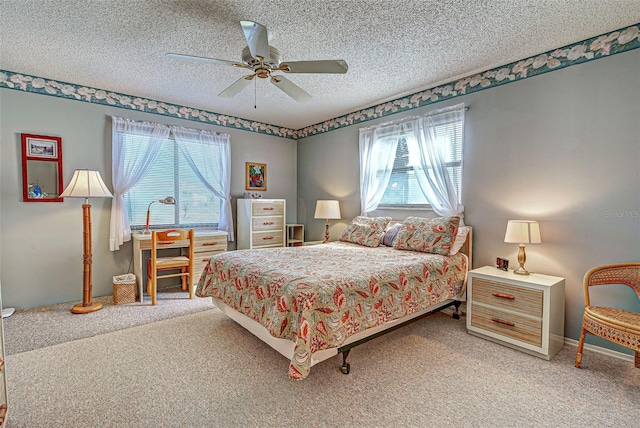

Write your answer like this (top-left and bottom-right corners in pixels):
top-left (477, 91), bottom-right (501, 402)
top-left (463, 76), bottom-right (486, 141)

top-left (340, 349), bottom-right (351, 375)
top-left (452, 301), bottom-right (462, 319)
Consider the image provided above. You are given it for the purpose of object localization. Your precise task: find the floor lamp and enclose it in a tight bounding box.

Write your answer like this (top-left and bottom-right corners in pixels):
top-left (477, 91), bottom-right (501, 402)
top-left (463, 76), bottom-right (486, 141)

top-left (61, 169), bottom-right (113, 314)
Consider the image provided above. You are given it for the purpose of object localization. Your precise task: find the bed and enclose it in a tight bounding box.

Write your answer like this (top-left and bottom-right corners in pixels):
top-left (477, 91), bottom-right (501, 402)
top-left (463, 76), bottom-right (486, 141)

top-left (196, 216), bottom-right (472, 380)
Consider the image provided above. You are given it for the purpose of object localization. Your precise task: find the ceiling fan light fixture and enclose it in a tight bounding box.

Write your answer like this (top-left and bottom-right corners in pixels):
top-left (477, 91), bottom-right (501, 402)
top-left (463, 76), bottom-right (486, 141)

top-left (168, 20), bottom-right (348, 103)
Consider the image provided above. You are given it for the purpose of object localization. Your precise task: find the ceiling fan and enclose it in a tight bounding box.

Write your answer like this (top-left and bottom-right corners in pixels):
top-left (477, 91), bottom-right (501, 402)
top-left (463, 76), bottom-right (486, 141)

top-left (167, 20), bottom-right (348, 103)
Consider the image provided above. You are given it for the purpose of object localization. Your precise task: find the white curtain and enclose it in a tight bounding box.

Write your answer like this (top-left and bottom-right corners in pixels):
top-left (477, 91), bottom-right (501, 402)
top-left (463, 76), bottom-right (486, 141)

top-left (359, 125), bottom-right (400, 215)
top-left (110, 117), bottom-right (169, 251)
top-left (411, 103), bottom-right (466, 224)
top-left (171, 126), bottom-right (234, 241)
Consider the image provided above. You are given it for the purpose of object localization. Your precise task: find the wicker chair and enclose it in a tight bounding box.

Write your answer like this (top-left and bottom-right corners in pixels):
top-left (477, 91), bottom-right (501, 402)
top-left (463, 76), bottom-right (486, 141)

top-left (575, 263), bottom-right (640, 368)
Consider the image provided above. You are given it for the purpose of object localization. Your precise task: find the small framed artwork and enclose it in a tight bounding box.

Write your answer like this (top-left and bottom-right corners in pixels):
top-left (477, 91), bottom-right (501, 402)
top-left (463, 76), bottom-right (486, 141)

top-left (246, 162), bottom-right (266, 191)
top-left (496, 257), bottom-right (509, 271)
top-left (25, 135), bottom-right (59, 159)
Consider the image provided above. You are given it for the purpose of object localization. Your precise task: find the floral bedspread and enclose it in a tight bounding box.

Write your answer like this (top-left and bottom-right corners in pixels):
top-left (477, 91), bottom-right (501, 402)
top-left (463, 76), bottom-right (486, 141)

top-left (196, 242), bottom-right (467, 380)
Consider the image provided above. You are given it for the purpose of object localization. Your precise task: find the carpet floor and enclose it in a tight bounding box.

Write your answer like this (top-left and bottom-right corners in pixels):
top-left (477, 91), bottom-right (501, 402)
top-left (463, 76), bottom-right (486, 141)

top-left (4, 307), bottom-right (639, 427)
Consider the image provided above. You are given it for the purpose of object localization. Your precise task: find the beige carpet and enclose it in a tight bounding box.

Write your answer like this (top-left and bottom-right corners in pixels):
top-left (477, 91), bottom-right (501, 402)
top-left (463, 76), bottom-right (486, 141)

top-left (5, 309), bottom-right (639, 427)
top-left (3, 288), bottom-right (213, 355)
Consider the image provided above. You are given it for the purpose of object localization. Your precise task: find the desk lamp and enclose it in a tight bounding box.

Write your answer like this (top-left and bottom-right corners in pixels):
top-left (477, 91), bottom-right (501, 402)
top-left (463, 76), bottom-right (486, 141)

top-left (144, 196), bottom-right (176, 234)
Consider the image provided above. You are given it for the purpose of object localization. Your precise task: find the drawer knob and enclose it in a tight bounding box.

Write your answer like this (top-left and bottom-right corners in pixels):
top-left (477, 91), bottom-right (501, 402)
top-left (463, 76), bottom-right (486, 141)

top-left (263, 221), bottom-right (274, 225)
top-left (202, 258), bottom-right (210, 262)
top-left (491, 317), bottom-right (515, 327)
top-left (263, 236), bottom-right (273, 240)
top-left (492, 292), bottom-right (515, 300)
top-left (263, 207), bottom-right (274, 210)
top-left (159, 241), bottom-right (175, 245)
top-left (202, 242), bottom-right (218, 246)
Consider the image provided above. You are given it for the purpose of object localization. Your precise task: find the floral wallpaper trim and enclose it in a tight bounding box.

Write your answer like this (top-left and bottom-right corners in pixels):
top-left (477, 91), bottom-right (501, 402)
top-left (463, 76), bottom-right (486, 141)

top-left (0, 25), bottom-right (638, 140)
top-left (297, 24), bottom-right (640, 138)
top-left (0, 71), bottom-right (297, 139)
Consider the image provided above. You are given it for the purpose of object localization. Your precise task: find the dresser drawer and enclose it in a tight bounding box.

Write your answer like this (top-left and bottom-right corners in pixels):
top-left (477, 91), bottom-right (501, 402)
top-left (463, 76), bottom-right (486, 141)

top-left (251, 216), bottom-right (284, 232)
top-left (472, 278), bottom-right (543, 318)
top-left (471, 304), bottom-right (542, 347)
top-left (194, 234), bottom-right (227, 254)
top-left (251, 201), bottom-right (284, 216)
top-left (252, 230), bottom-right (284, 247)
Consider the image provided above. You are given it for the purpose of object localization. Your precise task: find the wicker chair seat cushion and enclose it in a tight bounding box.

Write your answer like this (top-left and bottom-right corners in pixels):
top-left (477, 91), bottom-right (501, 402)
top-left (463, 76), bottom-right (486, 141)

top-left (584, 306), bottom-right (640, 351)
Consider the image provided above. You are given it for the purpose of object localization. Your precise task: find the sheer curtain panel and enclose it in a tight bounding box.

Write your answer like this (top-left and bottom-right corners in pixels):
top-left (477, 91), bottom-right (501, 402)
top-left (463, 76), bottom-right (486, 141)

top-left (171, 126), bottom-right (234, 241)
top-left (412, 103), bottom-right (466, 223)
top-left (359, 125), bottom-right (400, 215)
top-left (110, 117), bottom-right (170, 251)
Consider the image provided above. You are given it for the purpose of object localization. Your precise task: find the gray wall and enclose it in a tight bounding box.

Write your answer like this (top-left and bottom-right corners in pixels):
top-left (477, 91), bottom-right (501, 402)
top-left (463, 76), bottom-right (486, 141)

top-left (0, 89), bottom-right (297, 309)
top-left (297, 49), bottom-right (640, 354)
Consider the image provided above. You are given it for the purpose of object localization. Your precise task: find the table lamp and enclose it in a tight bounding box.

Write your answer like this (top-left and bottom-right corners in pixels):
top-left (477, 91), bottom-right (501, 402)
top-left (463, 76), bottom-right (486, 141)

top-left (504, 220), bottom-right (541, 275)
top-left (144, 196), bottom-right (176, 234)
top-left (61, 169), bottom-right (113, 314)
top-left (314, 200), bottom-right (341, 243)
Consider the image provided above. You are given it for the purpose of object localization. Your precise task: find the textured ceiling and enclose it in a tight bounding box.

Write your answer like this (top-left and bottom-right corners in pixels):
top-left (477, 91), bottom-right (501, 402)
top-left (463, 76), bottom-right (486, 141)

top-left (1, 1), bottom-right (640, 130)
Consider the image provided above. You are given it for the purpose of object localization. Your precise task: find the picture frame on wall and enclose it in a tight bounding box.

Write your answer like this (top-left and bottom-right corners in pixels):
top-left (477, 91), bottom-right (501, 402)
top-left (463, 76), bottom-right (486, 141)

top-left (26, 135), bottom-right (59, 159)
top-left (245, 162), bottom-right (266, 191)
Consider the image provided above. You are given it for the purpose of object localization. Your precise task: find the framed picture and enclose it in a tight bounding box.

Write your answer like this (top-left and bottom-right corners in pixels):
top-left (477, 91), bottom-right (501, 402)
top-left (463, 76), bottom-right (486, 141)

top-left (246, 162), bottom-right (266, 191)
top-left (25, 135), bottom-right (60, 159)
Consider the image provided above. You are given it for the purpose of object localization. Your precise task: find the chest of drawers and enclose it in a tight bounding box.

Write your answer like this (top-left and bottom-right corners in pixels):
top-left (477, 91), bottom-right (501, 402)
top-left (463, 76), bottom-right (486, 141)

top-left (466, 266), bottom-right (565, 360)
top-left (237, 199), bottom-right (286, 249)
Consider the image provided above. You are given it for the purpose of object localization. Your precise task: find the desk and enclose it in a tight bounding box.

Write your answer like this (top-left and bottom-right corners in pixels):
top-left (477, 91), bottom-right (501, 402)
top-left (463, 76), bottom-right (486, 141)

top-left (132, 230), bottom-right (228, 302)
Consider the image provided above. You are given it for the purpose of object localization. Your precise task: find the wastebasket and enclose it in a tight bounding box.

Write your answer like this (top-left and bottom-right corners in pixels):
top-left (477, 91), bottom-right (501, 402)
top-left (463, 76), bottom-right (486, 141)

top-left (113, 273), bottom-right (137, 305)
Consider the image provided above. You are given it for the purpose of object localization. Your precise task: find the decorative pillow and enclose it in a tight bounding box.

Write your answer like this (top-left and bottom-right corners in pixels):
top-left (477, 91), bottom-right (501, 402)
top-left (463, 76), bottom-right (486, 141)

top-left (340, 216), bottom-right (392, 247)
top-left (393, 216), bottom-right (460, 255)
top-left (449, 226), bottom-right (471, 255)
top-left (381, 223), bottom-right (402, 247)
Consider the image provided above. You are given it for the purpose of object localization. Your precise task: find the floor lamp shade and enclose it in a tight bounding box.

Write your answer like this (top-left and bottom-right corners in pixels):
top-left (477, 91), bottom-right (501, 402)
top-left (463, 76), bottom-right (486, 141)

top-left (504, 220), bottom-right (541, 275)
top-left (314, 200), bottom-right (341, 243)
top-left (61, 169), bottom-right (113, 314)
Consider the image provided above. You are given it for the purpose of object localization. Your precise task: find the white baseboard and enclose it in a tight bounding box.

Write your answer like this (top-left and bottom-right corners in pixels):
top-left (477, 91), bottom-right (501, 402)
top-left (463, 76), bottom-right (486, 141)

top-left (564, 337), bottom-right (635, 363)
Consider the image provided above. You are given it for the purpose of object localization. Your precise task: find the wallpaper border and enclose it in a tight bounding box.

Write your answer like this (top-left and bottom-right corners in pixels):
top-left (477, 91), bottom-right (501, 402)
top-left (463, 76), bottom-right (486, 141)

top-left (1, 24), bottom-right (638, 140)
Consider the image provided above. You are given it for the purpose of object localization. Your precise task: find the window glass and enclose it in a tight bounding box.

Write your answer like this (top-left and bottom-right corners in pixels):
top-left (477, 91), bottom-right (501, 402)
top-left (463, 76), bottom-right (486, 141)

top-left (123, 135), bottom-right (221, 228)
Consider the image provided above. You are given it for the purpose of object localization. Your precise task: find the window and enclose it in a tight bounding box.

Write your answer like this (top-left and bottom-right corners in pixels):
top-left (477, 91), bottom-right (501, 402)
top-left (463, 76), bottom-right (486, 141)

top-left (378, 117), bottom-right (464, 208)
top-left (123, 135), bottom-right (222, 229)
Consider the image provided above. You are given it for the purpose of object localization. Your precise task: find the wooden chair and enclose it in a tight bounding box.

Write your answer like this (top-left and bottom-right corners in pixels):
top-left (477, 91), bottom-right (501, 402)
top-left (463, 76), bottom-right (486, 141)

top-left (575, 263), bottom-right (640, 369)
top-left (147, 229), bottom-right (195, 306)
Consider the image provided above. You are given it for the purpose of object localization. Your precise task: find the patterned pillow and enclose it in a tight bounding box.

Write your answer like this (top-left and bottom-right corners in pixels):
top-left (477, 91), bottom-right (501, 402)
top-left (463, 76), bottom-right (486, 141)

top-left (340, 216), bottom-right (392, 247)
top-left (394, 216), bottom-right (460, 255)
top-left (381, 223), bottom-right (402, 247)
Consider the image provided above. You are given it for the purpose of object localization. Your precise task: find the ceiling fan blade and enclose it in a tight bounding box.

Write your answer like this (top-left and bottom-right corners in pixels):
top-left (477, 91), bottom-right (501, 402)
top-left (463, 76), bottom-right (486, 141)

top-left (280, 60), bottom-right (348, 74)
top-left (240, 21), bottom-right (270, 60)
top-left (219, 75), bottom-right (255, 98)
top-left (270, 75), bottom-right (312, 103)
top-left (166, 53), bottom-right (240, 67)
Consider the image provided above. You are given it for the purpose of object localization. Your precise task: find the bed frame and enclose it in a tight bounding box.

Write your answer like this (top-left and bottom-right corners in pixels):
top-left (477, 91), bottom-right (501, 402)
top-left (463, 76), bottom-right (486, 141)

top-left (211, 227), bottom-right (472, 376)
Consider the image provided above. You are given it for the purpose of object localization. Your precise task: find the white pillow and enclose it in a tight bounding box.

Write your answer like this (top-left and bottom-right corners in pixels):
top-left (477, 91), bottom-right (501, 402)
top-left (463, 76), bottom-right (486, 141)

top-left (449, 226), bottom-right (470, 255)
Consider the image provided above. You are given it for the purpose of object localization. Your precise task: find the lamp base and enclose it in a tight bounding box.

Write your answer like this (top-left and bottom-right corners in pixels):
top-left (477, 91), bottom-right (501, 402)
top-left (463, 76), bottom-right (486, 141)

top-left (513, 266), bottom-right (530, 275)
top-left (71, 301), bottom-right (103, 314)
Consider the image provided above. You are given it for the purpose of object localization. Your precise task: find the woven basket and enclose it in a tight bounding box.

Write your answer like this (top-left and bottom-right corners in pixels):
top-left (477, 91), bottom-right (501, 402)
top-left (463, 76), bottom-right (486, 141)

top-left (113, 281), bottom-right (137, 305)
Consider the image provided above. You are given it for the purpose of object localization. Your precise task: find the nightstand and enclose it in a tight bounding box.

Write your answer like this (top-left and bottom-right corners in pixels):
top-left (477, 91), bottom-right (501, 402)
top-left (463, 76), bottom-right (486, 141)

top-left (466, 266), bottom-right (565, 360)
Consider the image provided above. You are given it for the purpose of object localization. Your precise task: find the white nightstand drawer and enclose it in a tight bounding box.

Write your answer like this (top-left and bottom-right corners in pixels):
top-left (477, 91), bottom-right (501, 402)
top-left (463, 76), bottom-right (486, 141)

top-left (472, 278), bottom-right (543, 318)
top-left (470, 304), bottom-right (542, 346)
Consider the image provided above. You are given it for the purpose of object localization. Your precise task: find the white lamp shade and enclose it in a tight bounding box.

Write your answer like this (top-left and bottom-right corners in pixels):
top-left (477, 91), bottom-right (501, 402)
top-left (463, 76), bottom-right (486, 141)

top-left (504, 220), bottom-right (541, 244)
top-left (61, 169), bottom-right (113, 198)
top-left (314, 200), bottom-right (341, 219)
